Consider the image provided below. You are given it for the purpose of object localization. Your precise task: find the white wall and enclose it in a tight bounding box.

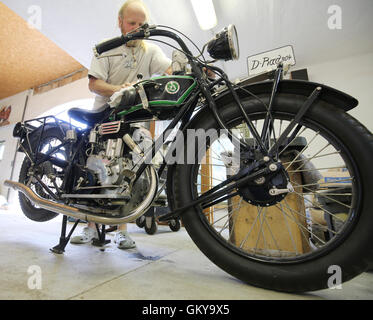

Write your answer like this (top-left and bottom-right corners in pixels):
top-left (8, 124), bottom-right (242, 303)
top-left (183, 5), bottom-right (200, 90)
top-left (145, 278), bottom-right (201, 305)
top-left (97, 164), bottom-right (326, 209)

top-left (0, 90), bottom-right (29, 198)
top-left (295, 51), bottom-right (373, 132)
top-left (0, 77), bottom-right (94, 201)
top-left (25, 77), bottom-right (94, 119)
top-left (4, 0), bottom-right (373, 75)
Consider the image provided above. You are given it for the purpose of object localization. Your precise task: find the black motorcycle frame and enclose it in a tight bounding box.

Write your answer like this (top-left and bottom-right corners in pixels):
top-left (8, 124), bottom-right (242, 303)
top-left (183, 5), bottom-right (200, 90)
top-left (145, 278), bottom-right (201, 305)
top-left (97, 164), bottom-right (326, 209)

top-left (17, 25), bottom-right (325, 225)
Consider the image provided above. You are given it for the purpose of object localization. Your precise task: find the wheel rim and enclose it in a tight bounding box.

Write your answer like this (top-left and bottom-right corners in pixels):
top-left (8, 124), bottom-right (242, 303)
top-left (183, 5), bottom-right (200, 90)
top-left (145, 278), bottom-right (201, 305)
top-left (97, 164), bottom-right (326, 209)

top-left (24, 136), bottom-right (66, 205)
top-left (189, 111), bottom-right (362, 264)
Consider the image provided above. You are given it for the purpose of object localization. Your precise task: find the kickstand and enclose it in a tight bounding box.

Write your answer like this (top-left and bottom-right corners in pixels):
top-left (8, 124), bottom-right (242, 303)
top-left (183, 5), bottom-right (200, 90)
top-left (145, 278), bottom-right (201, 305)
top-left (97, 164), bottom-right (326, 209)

top-left (92, 224), bottom-right (111, 247)
top-left (50, 215), bottom-right (80, 254)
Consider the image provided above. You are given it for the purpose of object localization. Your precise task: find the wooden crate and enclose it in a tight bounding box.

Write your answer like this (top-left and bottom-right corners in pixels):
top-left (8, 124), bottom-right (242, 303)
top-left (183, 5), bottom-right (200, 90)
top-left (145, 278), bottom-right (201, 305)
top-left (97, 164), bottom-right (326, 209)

top-left (228, 157), bottom-right (311, 256)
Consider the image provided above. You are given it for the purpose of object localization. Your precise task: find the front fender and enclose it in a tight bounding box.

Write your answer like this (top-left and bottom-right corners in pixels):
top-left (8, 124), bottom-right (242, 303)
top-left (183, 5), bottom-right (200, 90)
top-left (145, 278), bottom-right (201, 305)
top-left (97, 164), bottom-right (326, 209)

top-left (215, 79), bottom-right (358, 112)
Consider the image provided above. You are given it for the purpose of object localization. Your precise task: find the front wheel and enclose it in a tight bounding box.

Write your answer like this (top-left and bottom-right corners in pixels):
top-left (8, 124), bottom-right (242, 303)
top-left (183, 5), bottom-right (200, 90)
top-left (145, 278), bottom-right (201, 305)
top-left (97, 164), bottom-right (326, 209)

top-left (173, 93), bottom-right (373, 292)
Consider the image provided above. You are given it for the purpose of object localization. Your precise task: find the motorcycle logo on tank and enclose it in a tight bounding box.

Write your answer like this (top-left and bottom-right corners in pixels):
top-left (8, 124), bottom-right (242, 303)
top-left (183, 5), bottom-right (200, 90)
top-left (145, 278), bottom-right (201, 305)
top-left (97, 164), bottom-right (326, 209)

top-left (165, 81), bottom-right (180, 94)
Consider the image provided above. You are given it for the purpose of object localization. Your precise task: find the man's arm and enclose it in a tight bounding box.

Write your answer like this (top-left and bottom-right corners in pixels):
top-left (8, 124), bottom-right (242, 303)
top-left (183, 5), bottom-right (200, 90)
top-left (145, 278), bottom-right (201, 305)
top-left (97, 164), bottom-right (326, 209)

top-left (165, 66), bottom-right (172, 75)
top-left (88, 76), bottom-right (131, 97)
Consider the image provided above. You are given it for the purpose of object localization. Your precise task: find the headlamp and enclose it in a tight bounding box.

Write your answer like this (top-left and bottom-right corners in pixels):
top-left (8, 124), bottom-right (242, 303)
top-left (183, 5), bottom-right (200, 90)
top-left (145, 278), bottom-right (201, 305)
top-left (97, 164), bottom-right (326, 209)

top-left (206, 24), bottom-right (239, 61)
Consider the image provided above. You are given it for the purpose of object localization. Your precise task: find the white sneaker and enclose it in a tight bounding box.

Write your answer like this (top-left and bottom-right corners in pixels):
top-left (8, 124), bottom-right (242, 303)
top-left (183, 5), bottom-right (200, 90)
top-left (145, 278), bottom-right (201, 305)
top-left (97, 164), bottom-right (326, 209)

top-left (70, 227), bottom-right (98, 244)
top-left (114, 231), bottom-right (136, 249)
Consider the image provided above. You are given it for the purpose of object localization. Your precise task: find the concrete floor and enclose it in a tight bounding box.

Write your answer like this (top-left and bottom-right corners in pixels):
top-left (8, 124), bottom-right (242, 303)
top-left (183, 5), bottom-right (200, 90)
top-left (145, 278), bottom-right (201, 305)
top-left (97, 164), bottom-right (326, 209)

top-left (1, 206), bottom-right (373, 300)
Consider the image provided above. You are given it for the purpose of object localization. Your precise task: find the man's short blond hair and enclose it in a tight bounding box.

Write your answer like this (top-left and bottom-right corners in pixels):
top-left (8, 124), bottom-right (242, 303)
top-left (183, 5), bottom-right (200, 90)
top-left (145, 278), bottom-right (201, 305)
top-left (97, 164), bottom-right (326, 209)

top-left (118, 0), bottom-right (150, 50)
top-left (118, 0), bottom-right (150, 21)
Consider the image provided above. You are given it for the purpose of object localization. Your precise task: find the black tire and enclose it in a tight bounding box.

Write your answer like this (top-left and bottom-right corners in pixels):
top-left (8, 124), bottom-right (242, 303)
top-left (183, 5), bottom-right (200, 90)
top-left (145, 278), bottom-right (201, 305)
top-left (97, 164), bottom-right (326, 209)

top-left (145, 217), bottom-right (158, 235)
top-left (169, 219), bottom-right (181, 232)
top-left (173, 93), bottom-right (373, 292)
top-left (136, 216), bottom-right (146, 228)
top-left (18, 126), bottom-right (67, 222)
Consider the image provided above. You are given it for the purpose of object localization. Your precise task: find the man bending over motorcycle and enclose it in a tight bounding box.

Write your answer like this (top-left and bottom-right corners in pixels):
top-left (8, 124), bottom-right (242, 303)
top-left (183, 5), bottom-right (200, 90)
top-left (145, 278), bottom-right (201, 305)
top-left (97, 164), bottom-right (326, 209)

top-left (70, 0), bottom-right (172, 249)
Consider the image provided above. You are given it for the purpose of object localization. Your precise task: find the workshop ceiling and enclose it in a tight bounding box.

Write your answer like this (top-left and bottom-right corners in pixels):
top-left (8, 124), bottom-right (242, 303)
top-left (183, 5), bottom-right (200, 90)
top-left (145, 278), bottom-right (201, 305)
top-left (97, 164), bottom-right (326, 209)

top-left (0, 2), bottom-right (83, 100)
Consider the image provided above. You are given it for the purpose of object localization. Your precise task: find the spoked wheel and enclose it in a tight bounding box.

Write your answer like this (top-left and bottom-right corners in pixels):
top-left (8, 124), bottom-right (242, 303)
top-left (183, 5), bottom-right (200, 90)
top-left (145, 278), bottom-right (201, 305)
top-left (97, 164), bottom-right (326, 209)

top-left (18, 127), bottom-right (67, 222)
top-left (174, 93), bottom-right (373, 292)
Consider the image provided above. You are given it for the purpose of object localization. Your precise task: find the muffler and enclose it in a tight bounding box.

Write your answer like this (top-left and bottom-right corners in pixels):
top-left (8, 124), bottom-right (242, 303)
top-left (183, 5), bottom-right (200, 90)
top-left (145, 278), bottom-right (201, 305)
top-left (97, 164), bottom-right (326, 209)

top-left (4, 166), bottom-right (158, 225)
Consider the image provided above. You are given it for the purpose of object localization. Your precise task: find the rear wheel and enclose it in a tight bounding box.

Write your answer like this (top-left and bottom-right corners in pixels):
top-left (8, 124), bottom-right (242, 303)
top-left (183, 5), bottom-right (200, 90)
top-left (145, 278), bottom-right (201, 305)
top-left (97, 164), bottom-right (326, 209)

top-left (174, 93), bottom-right (373, 292)
top-left (18, 127), bottom-right (67, 222)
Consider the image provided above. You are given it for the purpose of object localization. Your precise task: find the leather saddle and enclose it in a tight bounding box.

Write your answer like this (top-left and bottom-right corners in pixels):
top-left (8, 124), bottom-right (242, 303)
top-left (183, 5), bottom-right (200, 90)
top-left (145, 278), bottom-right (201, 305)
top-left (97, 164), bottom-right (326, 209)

top-left (67, 104), bottom-right (111, 126)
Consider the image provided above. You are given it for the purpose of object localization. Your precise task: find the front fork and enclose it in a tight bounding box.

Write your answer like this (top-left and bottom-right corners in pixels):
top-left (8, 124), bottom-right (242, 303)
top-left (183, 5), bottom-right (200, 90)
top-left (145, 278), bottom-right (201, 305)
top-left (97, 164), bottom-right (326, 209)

top-left (161, 65), bottom-right (323, 221)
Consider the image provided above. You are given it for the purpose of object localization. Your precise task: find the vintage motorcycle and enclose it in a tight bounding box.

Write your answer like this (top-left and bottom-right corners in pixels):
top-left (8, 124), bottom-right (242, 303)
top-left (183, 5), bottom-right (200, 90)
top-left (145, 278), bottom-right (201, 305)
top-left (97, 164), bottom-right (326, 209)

top-left (5, 24), bottom-right (373, 293)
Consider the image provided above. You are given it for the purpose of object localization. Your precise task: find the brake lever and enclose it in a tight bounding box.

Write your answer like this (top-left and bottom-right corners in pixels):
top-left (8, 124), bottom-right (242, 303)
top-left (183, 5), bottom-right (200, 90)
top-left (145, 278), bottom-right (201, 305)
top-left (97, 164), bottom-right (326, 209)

top-left (127, 23), bottom-right (157, 38)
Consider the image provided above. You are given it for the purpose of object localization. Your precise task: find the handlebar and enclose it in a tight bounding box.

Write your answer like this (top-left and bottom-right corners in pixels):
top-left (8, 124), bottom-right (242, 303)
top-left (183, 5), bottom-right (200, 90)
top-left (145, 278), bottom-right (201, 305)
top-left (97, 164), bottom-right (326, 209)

top-left (93, 25), bottom-right (222, 83)
top-left (94, 26), bottom-right (191, 58)
top-left (94, 35), bottom-right (126, 55)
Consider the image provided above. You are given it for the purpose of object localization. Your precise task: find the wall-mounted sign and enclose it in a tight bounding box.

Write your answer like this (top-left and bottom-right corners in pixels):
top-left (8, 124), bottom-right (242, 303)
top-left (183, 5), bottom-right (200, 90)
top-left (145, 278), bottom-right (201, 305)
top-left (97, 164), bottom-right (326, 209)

top-left (0, 106), bottom-right (11, 127)
top-left (247, 45), bottom-right (296, 76)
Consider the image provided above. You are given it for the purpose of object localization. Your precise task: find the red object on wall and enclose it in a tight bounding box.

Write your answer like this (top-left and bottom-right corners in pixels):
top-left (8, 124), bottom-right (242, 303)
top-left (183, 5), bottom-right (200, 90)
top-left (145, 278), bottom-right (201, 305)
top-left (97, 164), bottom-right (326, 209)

top-left (0, 105), bottom-right (11, 127)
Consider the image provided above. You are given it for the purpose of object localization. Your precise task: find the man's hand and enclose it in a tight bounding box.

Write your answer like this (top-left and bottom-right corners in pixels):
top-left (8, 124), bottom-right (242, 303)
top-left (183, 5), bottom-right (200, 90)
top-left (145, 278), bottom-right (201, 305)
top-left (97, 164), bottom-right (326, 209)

top-left (203, 67), bottom-right (216, 79)
top-left (165, 66), bottom-right (173, 75)
top-left (89, 77), bottom-right (134, 97)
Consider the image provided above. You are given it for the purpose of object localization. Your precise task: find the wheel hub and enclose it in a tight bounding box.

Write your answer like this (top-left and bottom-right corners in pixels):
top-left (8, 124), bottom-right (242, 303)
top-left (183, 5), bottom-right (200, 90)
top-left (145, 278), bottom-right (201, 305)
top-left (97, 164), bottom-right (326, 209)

top-left (237, 152), bottom-right (290, 206)
top-left (238, 171), bottom-right (289, 206)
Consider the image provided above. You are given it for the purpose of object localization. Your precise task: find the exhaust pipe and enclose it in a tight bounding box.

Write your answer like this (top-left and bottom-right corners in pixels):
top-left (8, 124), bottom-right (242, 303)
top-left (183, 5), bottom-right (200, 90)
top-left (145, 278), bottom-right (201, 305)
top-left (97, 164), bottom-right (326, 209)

top-left (4, 166), bottom-right (158, 225)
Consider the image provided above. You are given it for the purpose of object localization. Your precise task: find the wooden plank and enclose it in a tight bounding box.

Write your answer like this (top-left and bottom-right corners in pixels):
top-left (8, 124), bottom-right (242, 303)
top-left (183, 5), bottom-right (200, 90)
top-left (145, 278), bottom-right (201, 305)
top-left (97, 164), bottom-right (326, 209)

top-left (201, 149), bottom-right (213, 224)
top-left (229, 156), bottom-right (310, 256)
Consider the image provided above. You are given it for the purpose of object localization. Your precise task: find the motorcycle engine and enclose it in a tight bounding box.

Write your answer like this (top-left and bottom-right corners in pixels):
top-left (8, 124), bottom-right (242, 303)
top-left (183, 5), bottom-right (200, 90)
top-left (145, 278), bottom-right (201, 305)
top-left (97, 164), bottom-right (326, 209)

top-left (86, 140), bottom-right (132, 188)
top-left (83, 121), bottom-right (153, 208)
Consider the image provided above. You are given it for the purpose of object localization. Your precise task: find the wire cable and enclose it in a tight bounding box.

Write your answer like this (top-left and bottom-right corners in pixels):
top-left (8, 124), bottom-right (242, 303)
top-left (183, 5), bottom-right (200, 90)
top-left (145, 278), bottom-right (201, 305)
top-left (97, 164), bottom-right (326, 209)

top-left (156, 24), bottom-right (208, 63)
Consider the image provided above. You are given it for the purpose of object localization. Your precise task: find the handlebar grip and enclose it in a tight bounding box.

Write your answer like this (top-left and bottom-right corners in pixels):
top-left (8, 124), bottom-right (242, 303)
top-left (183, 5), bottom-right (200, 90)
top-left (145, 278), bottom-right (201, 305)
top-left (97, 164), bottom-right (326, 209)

top-left (94, 35), bottom-right (125, 55)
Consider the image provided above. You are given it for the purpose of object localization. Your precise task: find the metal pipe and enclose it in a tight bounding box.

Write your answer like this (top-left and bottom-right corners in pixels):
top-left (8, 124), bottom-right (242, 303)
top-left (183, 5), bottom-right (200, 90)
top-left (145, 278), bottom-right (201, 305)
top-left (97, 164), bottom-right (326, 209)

top-left (4, 165), bottom-right (157, 225)
top-left (7, 89), bottom-right (33, 202)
